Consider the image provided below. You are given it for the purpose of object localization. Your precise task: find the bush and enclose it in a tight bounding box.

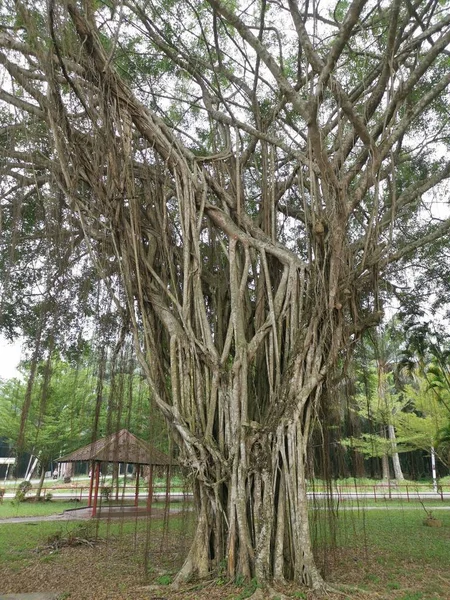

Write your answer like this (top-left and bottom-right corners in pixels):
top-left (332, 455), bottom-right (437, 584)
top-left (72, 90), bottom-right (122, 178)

top-left (45, 492), bottom-right (53, 502)
top-left (100, 485), bottom-right (112, 501)
top-left (0, 488), bottom-right (5, 503)
top-left (18, 480), bottom-right (32, 493)
top-left (14, 491), bottom-right (26, 503)
top-left (15, 481), bottom-right (32, 502)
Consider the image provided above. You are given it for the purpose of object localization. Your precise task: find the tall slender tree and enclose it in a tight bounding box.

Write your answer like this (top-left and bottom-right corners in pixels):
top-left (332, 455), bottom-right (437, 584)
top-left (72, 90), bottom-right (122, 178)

top-left (2, 0), bottom-right (450, 591)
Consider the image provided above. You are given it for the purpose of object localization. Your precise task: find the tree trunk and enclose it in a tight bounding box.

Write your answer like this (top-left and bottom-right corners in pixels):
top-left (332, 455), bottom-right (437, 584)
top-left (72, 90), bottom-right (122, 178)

top-left (173, 408), bottom-right (326, 590)
top-left (113, 463), bottom-right (120, 501)
top-left (34, 6), bottom-right (388, 590)
top-left (381, 453), bottom-right (391, 480)
top-left (35, 461), bottom-right (47, 501)
top-left (388, 424), bottom-right (404, 481)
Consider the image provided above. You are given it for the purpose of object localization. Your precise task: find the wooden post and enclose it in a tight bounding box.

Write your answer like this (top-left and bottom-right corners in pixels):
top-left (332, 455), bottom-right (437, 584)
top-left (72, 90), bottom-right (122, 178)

top-left (165, 465), bottom-right (170, 507)
top-left (163, 465), bottom-right (171, 525)
top-left (88, 461), bottom-right (95, 508)
top-left (146, 464), bottom-right (153, 513)
top-left (134, 464), bottom-right (140, 507)
top-left (121, 463), bottom-right (128, 503)
top-left (92, 462), bottom-right (101, 517)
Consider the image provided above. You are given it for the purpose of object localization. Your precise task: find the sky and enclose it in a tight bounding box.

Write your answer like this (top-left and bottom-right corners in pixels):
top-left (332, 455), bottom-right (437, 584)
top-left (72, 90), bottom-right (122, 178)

top-left (0, 336), bottom-right (23, 380)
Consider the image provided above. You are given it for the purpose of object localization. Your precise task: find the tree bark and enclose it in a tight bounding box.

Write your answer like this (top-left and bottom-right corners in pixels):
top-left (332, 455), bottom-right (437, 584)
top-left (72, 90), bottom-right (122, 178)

top-left (35, 461), bottom-right (47, 501)
top-left (172, 406), bottom-right (327, 590)
top-left (388, 424), bottom-right (404, 481)
top-left (381, 453), bottom-right (391, 481)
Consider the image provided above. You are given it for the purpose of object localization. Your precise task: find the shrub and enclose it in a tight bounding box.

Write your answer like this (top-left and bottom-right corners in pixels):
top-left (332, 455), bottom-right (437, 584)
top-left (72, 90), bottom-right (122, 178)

top-left (15, 481), bottom-right (32, 502)
top-left (18, 480), bottom-right (32, 493)
top-left (100, 485), bottom-right (112, 501)
top-left (14, 491), bottom-right (26, 503)
top-left (0, 488), bottom-right (5, 503)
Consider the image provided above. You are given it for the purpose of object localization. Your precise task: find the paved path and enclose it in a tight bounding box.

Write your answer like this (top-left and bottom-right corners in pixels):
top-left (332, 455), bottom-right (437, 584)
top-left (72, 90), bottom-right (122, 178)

top-left (0, 512), bottom-right (86, 524)
top-left (0, 505), bottom-right (187, 524)
top-left (0, 504), bottom-right (449, 525)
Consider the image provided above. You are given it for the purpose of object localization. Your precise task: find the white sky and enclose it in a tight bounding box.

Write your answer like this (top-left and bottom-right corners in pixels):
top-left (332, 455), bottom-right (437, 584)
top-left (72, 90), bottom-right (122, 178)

top-left (0, 336), bottom-right (23, 380)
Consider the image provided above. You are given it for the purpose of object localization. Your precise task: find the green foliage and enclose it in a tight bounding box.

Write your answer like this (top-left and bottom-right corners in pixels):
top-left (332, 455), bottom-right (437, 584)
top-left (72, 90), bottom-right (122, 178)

top-left (155, 573), bottom-right (172, 585)
top-left (18, 480), bottom-right (32, 493)
top-left (233, 577), bottom-right (259, 600)
top-left (332, 0), bottom-right (349, 23)
top-left (0, 351), bottom-right (167, 470)
top-left (100, 485), bottom-right (112, 502)
top-left (14, 480), bottom-right (32, 502)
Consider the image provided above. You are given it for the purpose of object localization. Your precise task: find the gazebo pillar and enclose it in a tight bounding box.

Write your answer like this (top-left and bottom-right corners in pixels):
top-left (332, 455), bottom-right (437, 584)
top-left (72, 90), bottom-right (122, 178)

top-left (88, 460), bottom-right (95, 508)
top-left (134, 464), bottom-right (140, 507)
top-left (92, 461), bottom-right (101, 517)
top-left (146, 464), bottom-right (153, 513)
top-left (165, 465), bottom-right (170, 507)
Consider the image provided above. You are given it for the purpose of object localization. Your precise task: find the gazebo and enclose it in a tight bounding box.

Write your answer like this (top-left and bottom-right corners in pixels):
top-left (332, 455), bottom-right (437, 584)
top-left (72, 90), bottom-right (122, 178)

top-left (57, 429), bottom-right (174, 517)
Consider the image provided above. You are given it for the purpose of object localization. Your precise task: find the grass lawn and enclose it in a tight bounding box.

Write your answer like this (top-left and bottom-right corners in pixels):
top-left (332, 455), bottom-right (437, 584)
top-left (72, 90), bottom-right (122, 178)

top-left (0, 498), bottom-right (174, 519)
top-left (0, 500), bottom-right (87, 519)
top-left (0, 506), bottom-right (449, 599)
top-left (312, 497), bottom-right (450, 511)
top-left (313, 506), bottom-right (450, 600)
top-left (308, 477), bottom-right (450, 493)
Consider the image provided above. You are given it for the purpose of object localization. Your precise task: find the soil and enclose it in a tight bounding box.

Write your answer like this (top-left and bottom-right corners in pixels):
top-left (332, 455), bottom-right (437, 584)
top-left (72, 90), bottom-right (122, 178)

top-left (1, 516), bottom-right (449, 600)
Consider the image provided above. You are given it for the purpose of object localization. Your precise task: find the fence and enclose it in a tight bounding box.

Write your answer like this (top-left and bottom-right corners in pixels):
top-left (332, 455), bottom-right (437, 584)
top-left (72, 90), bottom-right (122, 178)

top-left (1, 477), bottom-right (193, 503)
top-left (2, 478), bottom-right (449, 503)
top-left (307, 481), bottom-right (450, 502)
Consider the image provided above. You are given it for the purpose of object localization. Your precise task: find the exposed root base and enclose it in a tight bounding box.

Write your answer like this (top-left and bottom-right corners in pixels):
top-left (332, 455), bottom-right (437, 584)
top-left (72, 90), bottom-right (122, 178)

top-left (322, 582), bottom-right (374, 596)
top-left (308, 581), bottom-right (360, 597)
top-left (247, 587), bottom-right (289, 600)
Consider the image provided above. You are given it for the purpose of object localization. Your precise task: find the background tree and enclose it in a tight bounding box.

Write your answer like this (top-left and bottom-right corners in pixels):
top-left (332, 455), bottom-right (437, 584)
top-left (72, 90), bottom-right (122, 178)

top-left (396, 373), bottom-right (450, 470)
top-left (353, 323), bottom-right (406, 480)
top-left (343, 361), bottom-right (408, 479)
top-left (1, 0), bottom-right (450, 592)
top-left (0, 348), bottom-right (160, 496)
top-left (0, 355), bottom-right (88, 497)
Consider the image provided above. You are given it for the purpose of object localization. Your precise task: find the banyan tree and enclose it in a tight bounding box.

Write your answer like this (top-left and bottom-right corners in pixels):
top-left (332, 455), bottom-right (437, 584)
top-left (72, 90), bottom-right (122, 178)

top-left (1, 0), bottom-right (450, 592)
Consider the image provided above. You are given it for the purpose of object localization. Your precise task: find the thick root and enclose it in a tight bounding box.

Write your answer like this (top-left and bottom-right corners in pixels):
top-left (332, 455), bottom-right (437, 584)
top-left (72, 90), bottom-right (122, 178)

top-left (247, 587), bottom-right (289, 600)
top-left (308, 581), bottom-right (367, 597)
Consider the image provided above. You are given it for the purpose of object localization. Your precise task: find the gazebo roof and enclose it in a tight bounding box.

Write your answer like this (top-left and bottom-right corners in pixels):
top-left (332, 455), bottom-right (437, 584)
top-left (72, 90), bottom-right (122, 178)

top-left (57, 429), bottom-right (173, 466)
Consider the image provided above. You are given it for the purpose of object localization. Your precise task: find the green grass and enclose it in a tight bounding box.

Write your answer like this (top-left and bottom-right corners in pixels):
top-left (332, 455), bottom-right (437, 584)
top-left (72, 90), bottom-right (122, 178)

top-left (308, 477), bottom-right (447, 491)
top-left (332, 507), bottom-right (450, 565)
top-left (0, 521), bottom-right (78, 567)
top-left (0, 512), bottom-right (191, 570)
top-left (1, 503), bottom-right (449, 598)
top-left (0, 498), bottom-right (187, 520)
top-left (0, 499), bottom-right (88, 518)
top-left (312, 498), bottom-right (450, 511)
top-left (309, 505), bottom-right (450, 599)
